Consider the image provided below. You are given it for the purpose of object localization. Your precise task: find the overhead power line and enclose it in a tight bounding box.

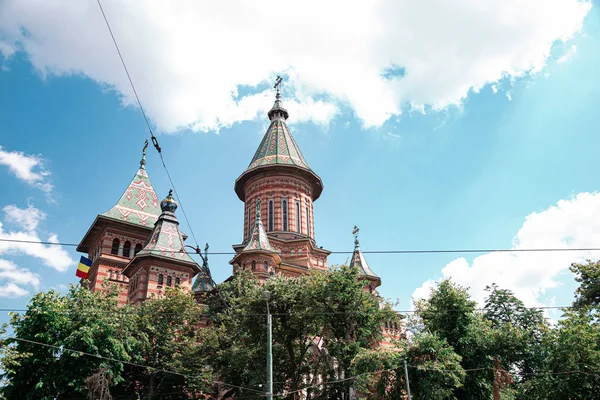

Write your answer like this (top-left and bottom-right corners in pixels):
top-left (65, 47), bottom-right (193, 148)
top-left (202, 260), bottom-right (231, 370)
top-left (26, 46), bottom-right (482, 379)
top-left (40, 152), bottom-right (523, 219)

top-left (3, 237), bottom-right (600, 257)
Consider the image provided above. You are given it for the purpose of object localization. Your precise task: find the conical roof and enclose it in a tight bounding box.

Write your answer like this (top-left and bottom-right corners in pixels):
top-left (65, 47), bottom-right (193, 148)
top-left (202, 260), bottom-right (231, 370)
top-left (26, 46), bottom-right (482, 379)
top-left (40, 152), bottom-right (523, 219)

top-left (242, 197), bottom-right (278, 254)
top-left (135, 190), bottom-right (199, 269)
top-left (349, 226), bottom-right (379, 280)
top-left (101, 145), bottom-right (161, 227)
top-left (234, 92), bottom-right (324, 201)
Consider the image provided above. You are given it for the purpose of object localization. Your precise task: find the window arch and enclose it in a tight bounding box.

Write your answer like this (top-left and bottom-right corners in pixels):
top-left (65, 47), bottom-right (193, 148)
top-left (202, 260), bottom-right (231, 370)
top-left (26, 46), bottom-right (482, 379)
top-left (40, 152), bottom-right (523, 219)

top-left (268, 200), bottom-right (274, 232)
top-left (167, 276), bottom-right (172, 287)
top-left (306, 206), bottom-right (311, 237)
top-left (282, 199), bottom-right (288, 231)
top-left (134, 243), bottom-right (142, 256)
top-left (123, 241), bottom-right (131, 258)
top-left (295, 201), bottom-right (301, 233)
top-left (158, 274), bottom-right (164, 285)
top-left (108, 270), bottom-right (113, 280)
top-left (264, 261), bottom-right (268, 271)
top-left (114, 271), bottom-right (120, 281)
top-left (111, 238), bottom-right (120, 255)
top-left (175, 277), bottom-right (180, 285)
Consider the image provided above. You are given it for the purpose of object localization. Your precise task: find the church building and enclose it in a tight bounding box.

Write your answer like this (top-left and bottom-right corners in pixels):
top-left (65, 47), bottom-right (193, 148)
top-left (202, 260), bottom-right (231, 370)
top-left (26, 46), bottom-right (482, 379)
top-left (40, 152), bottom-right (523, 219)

top-left (76, 90), bottom-right (383, 308)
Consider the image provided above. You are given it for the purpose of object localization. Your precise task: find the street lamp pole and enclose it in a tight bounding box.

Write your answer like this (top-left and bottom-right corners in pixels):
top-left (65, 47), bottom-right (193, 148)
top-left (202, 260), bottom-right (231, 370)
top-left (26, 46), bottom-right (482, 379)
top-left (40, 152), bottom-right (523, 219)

top-left (263, 291), bottom-right (273, 400)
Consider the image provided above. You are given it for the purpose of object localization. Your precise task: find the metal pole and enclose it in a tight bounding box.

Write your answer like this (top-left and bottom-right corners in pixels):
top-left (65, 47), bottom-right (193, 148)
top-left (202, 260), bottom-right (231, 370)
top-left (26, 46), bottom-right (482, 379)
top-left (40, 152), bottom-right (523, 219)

top-left (404, 359), bottom-right (412, 400)
top-left (265, 293), bottom-right (273, 400)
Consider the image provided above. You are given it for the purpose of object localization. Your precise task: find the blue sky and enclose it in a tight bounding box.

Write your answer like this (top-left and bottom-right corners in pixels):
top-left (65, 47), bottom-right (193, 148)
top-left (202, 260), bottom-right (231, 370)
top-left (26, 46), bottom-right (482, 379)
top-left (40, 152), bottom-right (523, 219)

top-left (0, 0), bottom-right (599, 319)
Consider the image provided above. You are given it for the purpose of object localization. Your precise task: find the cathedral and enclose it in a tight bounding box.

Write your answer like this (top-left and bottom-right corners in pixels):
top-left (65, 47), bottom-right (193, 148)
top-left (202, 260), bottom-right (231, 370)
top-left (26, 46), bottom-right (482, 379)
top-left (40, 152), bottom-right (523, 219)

top-left (76, 90), bottom-right (385, 313)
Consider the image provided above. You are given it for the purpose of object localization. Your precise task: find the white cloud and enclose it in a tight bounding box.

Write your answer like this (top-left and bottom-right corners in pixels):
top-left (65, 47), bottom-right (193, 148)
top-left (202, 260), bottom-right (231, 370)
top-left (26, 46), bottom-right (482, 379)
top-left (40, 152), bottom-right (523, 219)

top-left (0, 204), bottom-right (74, 272)
top-left (413, 192), bottom-right (600, 308)
top-left (0, 0), bottom-right (591, 132)
top-left (0, 146), bottom-right (53, 192)
top-left (0, 282), bottom-right (29, 298)
top-left (0, 259), bottom-right (40, 289)
top-left (3, 204), bottom-right (47, 232)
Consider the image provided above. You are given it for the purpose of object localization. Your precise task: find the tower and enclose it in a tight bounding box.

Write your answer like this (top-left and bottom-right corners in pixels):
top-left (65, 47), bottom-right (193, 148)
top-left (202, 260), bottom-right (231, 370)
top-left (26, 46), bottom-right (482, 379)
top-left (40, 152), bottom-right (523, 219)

top-left (122, 190), bottom-right (201, 305)
top-left (232, 87), bottom-right (330, 277)
top-left (76, 141), bottom-right (161, 306)
top-left (349, 226), bottom-right (381, 293)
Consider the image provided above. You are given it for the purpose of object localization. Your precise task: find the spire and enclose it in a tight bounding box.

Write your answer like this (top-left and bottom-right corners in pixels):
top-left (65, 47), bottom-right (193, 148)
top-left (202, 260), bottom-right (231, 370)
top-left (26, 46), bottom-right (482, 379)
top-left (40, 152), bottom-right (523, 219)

top-left (101, 141), bottom-right (162, 227)
top-left (243, 198), bottom-right (278, 253)
top-left (349, 226), bottom-right (379, 280)
top-left (134, 190), bottom-right (199, 268)
top-left (193, 243), bottom-right (215, 293)
top-left (267, 75), bottom-right (289, 121)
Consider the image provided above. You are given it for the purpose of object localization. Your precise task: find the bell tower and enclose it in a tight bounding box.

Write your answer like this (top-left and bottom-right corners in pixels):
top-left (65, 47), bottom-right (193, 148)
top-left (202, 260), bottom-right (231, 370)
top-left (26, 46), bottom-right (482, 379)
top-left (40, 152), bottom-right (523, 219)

top-left (232, 81), bottom-right (330, 277)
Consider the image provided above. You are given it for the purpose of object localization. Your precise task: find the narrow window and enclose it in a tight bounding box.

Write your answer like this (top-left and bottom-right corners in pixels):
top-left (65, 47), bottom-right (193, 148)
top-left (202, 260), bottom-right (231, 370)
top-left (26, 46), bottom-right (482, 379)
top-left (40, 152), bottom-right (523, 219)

top-left (111, 238), bottom-right (120, 255)
top-left (175, 277), bottom-right (180, 285)
top-left (158, 274), bottom-right (164, 285)
top-left (268, 200), bottom-right (274, 231)
top-left (295, 202), bottom-right (301, 233)
top-left (115, 271), bottom-right (120, 281)
top-left (282, 199), bottom-right (288, 231)
top-left (306, 206), bottom-right (311, 237)
top-left (167, 276), bottom-right (172, 287)
top-left (134, 243), bottom-right (142, 255)
top-left (247, 206), bottom-right (251, 238)
top-left (108, 270), bottom-right (113, 280)
top-left (251, 260), bottom-right (256, 271)
top-left (264, 261), bottom-right (268, 271)
top-left (123, 241), bottom-right (131, 258)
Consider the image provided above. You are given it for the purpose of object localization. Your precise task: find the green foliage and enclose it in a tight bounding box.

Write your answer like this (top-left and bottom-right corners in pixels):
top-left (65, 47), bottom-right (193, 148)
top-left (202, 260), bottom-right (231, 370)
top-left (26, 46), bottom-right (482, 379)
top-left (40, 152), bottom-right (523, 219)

top-left (571, 260), bottom-right (600, 309)
top-left (203, 265), bottom-right (396, 399)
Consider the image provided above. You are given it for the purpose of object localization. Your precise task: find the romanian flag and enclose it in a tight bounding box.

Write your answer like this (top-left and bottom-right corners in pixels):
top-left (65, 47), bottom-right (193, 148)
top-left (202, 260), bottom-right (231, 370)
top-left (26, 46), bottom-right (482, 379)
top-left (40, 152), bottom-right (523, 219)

top-left (76, 256), bottom-right (92, 279)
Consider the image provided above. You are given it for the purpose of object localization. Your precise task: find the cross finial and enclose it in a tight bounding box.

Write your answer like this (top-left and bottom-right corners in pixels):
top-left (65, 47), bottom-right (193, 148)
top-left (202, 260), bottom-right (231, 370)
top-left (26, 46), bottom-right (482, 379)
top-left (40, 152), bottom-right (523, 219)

top-left (274, 76), bottom-right (283, 95)
top-left (140, 139), bottom-right (149, 169)
top-left (256, 197), bottom-right (262, 219)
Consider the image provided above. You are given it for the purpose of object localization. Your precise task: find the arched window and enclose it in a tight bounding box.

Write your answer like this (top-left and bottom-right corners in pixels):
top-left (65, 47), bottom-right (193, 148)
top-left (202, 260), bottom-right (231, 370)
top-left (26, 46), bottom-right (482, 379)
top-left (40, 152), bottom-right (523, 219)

top-left (282, 199), bottom-right (288, 231)
top-left (158, 274), bottom-right (164, 285)
top-left (108, 270), bottom-right (113, 280)
top-left (134, 243), bottom-right (142, 256)
top-left (268, 200), bottom-right (274, 231)
top-left (167, 276), bottom-right (172, 287)
top-left (111, 238), bottom-right (120, 255)
top-left (295, 202), bottom-right (301, 233)
top-left (247, 206), bottom-right (251, 238)
top-left (175, 277), bottom-right (180, 285)
top-left (115, 271), bottom-right (120, 281)
top-left (123, 241), bottom-right (131, 258)
top-left (306, 206), bottom-right (310, 237)
top-left (251, 260), bottom-right (256, 271)
top-left (264, 261), bottom-right (268, 271)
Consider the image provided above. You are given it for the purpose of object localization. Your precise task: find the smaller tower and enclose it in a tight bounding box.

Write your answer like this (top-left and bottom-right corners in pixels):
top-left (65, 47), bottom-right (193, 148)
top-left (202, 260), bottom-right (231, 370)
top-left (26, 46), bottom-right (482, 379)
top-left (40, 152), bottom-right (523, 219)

top-left (230, 197), bottom-right (281, 281)
top-left (76, 141), bottom-right (161, 306)
top-left (349, 226), bottom-right (381, 293)
top-left (123, 190), bottom-right (201, 305)
top-left (193, 243), bottom-right (215, 304)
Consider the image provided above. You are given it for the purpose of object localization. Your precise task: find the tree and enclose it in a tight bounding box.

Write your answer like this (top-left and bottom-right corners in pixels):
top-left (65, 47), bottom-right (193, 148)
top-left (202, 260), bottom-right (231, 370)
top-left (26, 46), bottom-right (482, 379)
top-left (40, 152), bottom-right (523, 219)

top-left (570, 260), bottom-right (600, 309)
top-left (0, 283), bottom-right (133, 399)
top-left (351, 333), bottom-right (465, 400)
top-left (202, 266), bottom-right (397, 399)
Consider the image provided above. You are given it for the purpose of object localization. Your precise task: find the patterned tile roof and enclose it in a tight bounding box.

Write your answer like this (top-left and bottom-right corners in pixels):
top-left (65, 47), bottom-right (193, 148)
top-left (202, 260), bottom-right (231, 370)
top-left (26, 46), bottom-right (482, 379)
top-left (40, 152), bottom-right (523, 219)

top-left (136, 191), bottom-right (198, 267)
top-left (246, 94), bottom-right (311, 172)
top-left (193, 244), bottom-right (215, 293)
top-left (349, 227), bottom-right (379, 279)
top-left (101, 166), bottom-right (161, 228)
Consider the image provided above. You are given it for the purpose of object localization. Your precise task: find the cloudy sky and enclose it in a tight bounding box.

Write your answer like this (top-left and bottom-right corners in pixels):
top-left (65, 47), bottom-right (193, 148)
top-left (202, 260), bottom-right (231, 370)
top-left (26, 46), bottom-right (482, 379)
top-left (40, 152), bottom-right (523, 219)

top-left (0, 0), bottom-right (598, 317)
